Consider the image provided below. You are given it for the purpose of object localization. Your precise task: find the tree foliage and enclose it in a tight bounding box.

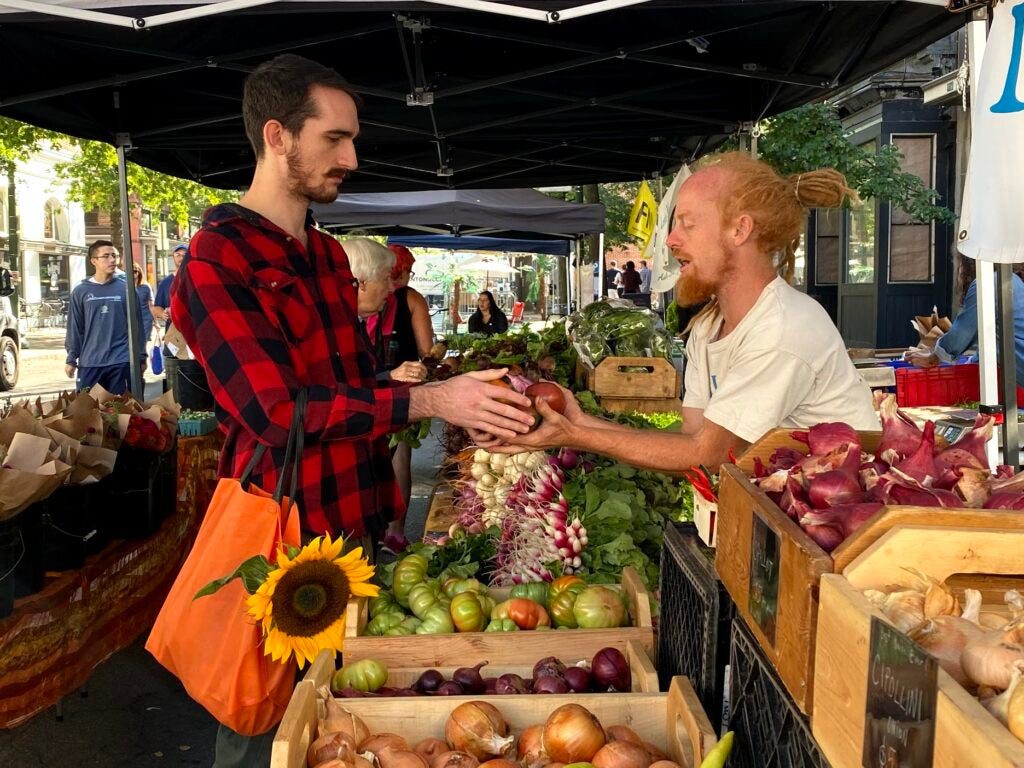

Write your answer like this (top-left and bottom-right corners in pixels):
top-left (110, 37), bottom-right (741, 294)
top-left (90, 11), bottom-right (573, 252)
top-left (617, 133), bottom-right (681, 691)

top-left (756, 102), bottom-right (954, 224)
top-left (0, 117), bottom-right (63, 176)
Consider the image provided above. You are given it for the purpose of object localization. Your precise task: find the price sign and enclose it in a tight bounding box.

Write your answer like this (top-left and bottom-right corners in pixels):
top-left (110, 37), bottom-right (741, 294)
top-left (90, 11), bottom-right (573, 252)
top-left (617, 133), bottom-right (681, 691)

top-left (862, 617), bottom-right (938, 768)
top-left (748, 514), bottom-right (780, 644)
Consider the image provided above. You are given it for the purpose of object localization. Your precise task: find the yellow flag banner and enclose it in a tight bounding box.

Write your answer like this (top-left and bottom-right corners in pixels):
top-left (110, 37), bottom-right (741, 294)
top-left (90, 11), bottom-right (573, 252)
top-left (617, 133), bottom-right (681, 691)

top-left (627, 179), bottom-right (658, 245)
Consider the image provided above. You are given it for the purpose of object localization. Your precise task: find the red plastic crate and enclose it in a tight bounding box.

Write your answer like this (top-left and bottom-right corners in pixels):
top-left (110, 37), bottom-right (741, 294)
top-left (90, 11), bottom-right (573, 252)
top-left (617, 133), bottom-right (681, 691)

top-left (895, 364), bottom-right (1024, 407)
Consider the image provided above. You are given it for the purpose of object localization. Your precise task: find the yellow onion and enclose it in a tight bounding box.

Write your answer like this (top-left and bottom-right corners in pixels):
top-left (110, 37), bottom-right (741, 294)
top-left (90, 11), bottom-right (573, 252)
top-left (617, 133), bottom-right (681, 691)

top-left (445, 702), bottom-right (513, 760)
top-left (963, 619), bottom-right (1024, 689)
top-left (361, 735), bottom-right (410, 754)
top-left (641, 742), bottom-right (669, 763)
top-left (591, 741), bottom-right (651, 768)
top-left (320, 697), bottom-right (371, 744)
top-left (377, 749), bottom-right (428, 768)
top-left (431, 751), bottom-right (480, 768)
top-left (605, 725), bottom-right (641, 744)
top-left (309, 731), bottom-right (356, 767)
top-left (649, 762), bottom-right (681, 768)
top-left (517, 725), bottom-right (550, 768)
top-left (478, 761), bottom-right (519, 768)
top-left (416, 739), bottom-right (449, 763)
top-left (981, 662), bottom-right (1024, 726)
top-left (542, 704), bottom-right (606, 763)
top-left (315, 761), bottom-right (352, 768)
top-left (909, 616), bottom-right (985, 688)
top-left (1010, 667), bottom-right (1024, 741)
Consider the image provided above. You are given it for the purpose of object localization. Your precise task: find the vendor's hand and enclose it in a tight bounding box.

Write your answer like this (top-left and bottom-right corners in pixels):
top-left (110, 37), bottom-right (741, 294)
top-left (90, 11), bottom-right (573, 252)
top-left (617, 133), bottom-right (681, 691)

top-left (489, 396), bottom-right (576, 454)
top-left (908, 351), bottom-right (939, 369)
top-left (390, 361), bottom-right (427, 383)
top-left (429, 368), bottom-right (534, 440)
top-left (65, 364), bottom-right (76, 379)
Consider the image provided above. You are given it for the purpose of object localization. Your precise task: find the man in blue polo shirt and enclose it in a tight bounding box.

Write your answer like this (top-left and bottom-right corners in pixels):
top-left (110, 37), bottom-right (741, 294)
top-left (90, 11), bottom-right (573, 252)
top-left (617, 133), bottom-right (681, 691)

top-left (153, 243), bottom-right (187, 329)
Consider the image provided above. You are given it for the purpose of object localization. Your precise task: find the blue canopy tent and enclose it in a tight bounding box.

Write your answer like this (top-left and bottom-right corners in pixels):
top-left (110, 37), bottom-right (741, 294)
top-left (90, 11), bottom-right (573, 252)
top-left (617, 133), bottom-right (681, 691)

top-left (387, 235), bottom-right (570, 257)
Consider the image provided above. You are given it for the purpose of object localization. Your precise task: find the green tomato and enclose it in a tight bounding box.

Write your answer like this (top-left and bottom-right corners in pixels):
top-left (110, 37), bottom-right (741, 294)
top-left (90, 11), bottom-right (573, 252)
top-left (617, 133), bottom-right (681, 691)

top-left (415, 605), bottom-right (455, 635)
top-left (366, 612), bottom-right (405, 636)
top-left (573, 586), bottom-right (627, 629)
top-left (408, 582), bottom-right (445, 620)
top-left (443, 577), bottom-right (488, 598)
top-left (548, 582), bottom-right (586, 628)
top-left (368, 592), bottom-right (403, 619)
top-left (383, 616), bottom-right (422, 636)
top-left (333, 659), bottom-right (388, 693)
top-left (393, 554), bottom-right (429, 608)
top-left (484, 618), bottom-right (519, 632)
top-left (510, 582), bottom-right (549, 605)
top-left (450, 591), bottom-right (487, 632)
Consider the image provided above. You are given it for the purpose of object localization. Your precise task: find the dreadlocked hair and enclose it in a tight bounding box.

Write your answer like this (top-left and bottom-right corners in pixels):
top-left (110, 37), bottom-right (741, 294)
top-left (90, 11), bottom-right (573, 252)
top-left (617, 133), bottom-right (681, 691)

top-left (683, 152), bottom-right (859, 332)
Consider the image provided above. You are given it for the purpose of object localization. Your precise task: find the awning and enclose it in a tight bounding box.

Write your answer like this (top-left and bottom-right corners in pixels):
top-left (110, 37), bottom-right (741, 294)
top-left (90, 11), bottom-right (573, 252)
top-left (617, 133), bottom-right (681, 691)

top-left (388, 234), bottom-right (570, 256)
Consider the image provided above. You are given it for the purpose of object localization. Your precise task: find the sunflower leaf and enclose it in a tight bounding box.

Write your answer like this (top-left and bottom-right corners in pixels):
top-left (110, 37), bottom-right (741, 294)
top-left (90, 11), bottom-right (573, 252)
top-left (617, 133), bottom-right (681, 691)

top-left (193, 555), bottom-right (273, 600)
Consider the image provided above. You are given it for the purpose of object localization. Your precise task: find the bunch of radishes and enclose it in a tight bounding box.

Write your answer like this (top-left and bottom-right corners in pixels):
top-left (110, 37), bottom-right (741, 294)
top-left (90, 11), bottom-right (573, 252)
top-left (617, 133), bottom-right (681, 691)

top-left (492, 450), bottom-right (590, 585)
top-left (752, 393), bottom-right (1024, 553)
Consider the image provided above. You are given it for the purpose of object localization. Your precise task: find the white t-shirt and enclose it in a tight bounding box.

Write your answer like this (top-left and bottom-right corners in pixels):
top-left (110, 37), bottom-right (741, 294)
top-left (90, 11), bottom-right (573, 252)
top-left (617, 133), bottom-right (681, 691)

top-left (683, 277), bottom-right (879, 443)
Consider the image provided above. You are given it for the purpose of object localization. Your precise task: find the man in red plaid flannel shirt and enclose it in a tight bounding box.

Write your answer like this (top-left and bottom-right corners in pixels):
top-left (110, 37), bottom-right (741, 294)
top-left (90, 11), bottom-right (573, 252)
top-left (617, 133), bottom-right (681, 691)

top-left (171, 53), bottom-right (534, 766)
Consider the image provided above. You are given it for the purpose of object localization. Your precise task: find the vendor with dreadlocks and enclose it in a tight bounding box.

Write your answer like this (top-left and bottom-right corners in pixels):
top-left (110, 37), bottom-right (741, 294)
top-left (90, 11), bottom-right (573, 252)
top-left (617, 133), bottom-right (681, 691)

top-left (478, 152), bottom-right (879, 473)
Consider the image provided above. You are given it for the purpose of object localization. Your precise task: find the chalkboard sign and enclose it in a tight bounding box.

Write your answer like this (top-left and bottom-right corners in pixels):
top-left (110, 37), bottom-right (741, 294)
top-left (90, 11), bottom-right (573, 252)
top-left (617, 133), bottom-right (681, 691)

top-left (748, 514), bottom-right (780, 644)
top-left (862, 617), bottom-right (938, 768)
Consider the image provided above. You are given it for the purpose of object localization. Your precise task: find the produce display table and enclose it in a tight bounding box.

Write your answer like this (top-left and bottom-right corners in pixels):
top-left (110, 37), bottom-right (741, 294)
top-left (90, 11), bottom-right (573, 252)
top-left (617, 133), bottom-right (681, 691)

top-left (422, 482), bottom-right (456, 536)
top-left (0, 433), bottom-right (222, 728)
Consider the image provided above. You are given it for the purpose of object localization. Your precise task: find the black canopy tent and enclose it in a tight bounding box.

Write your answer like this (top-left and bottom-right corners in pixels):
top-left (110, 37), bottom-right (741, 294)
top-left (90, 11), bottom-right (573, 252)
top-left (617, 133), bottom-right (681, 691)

top-left (388, 235), bottom-right (571, 256)
top-left (0, 1), bottom-right (963, 193)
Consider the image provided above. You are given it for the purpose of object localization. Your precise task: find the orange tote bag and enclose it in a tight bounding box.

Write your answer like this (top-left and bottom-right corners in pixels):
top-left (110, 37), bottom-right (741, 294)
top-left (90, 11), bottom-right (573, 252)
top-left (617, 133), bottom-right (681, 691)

top-left (147, 391), bottom-right (307, 735)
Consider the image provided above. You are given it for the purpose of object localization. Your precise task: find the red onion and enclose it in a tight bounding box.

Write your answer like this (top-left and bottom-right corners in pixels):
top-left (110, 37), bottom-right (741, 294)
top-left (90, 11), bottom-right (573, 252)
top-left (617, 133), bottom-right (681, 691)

top-left (434, 681), bottom-right (466, 696)
top-left (495, 674), bottom-right (527, 695)
top-left (394, 688), bottom-right (419, 697)
top-left (483, 677), bottom-right (498, 695)
top-left (800, 521), bottom-right (845, 552)
top-left (532, 657), bottom-right (567, 681)
top-left (752, 456), bottom-right (768, 478)
top-left (563, 666), bottom-right (592, 693)
top-left (532, 675), bottom-right (570, 694)
top-left (337, 687), bottom-right (369, 698)
top-left (415, 670), bottom-right (445, 694)
top-left (779, 474), bottom-right (809, 520)
top-left (877, 395), bottom-right (923, 462)
top-left (453, 662), bottom-right (488, 694)
top-left (806, 470), bottom-right (863, 508)
top-left (984, 492), bottom-right (1024, 510)
top-left (892, 421), bottom-right (938, 483)
top-left (558, 448), bottom-right (580, 470)
top-left (886, 479), bottom-right (963, 508)
top-left (591, 648), bottom-right (631, 692)
top-left (768, 447), bottom-right (804, 472)
top-left (791, 422), bottom-right (860, 456)
top-left (801, 503), bottom-right (881, 540)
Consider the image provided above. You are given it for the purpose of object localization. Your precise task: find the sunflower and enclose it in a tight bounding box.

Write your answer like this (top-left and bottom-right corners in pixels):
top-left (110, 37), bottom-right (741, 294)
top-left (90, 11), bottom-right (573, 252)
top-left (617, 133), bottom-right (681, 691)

top-left (246, 534), bottom-right (379, 667)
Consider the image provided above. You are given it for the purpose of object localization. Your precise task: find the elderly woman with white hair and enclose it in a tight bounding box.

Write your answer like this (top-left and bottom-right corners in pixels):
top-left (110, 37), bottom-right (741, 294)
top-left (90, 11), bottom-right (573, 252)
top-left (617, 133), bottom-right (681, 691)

top-left (342, 237), bottom-right (427, 384)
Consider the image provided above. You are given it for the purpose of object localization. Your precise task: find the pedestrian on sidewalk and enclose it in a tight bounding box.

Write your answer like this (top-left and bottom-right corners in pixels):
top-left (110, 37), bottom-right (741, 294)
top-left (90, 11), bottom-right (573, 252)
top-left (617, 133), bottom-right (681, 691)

top-left (64, 240), bottom-right (147, 394)
top-left (133, 264), bottom-right (155, 344)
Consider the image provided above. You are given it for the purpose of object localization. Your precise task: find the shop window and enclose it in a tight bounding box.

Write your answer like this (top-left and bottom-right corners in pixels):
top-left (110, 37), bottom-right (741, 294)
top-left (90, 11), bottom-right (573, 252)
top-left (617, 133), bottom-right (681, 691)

top-left (792, 223), bottom-right (807, 289)
top-left (889, 135), bottom-right (936, 283)
top-left (847, 201), bottom-right (877, 284)
top-left (815, 208), bottom-right (840, 285)
top-left (43, 198), bottom-right (70, 242)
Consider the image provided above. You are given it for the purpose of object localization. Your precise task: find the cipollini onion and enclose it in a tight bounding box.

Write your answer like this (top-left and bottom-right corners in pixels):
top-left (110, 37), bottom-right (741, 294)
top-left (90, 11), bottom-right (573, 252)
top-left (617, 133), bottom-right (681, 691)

top-left (445, 702), bottom-right (514, 760)
top-left (649, 762), bottom-right (681, 768)
top-left (909, 617), bottom-right (985, 687)
top-left (981, 662), bottom-right (1024, 726)
top-left (542, 704), bottom-right (606, 763)
top-left (963, 619), bottom-right (1024, 689)
top-left (478, 760), bottom-right (518, 768)
top-left (308, 731), bottom-right (356, 767)
top-left (430, 752), bottom-right (480, 768)
top-left (360, 735), bottom-right (410, 754)
top-left (605, 725), bottom-right (642, 744)
top-left (377, 750), bottom-right (429, 768)
top-left (591, 741), bottom-right (651, 768)
top-left (516, 725), bottom-right (550, 768)
top-left (415, 739), bottom-right (449, 762)
top-left (320, 695), bottom-right (371, 744)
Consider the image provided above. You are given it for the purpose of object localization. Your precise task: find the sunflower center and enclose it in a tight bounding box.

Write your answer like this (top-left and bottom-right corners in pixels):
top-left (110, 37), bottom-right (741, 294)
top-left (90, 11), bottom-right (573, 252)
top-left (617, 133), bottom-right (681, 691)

top-left (272, 559), bottom-right (351, 637)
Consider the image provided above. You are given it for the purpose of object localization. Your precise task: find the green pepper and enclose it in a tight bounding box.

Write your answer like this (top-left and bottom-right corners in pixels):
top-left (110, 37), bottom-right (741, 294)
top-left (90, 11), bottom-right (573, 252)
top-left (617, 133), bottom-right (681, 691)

top-left (368, 592), bottom-right (403, 619)
top-left (332, 659), bottom-right (388, 693)
top-left (699, 731), bottom-right (734, 768)
top-left (547, 582), bottom-right (586, 628)
top-left (510, 582), bottom-right (549, 605)
top-left (408, 582), bottom-right (446, 620)
top-left (393, 554), bottom-right (429, 608)
top-left (450, 591), bottom-right (488, 632)
top-left (415, 605), bottom-right (455, 635)
top-left (484, 618), bottom-right (519, 632)
top-left (366, 612), bottom-right (405, 636)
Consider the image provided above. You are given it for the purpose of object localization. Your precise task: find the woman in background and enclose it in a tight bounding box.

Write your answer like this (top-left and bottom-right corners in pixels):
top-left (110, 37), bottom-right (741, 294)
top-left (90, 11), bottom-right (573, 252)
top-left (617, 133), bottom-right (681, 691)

top-left (467, 290), bottom-right (508, 335)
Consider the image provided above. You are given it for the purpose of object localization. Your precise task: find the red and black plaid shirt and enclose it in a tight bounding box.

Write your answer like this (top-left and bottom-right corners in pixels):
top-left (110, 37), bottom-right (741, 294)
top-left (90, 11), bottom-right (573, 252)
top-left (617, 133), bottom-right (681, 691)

top-left (171, 203), bottom-right (410, 538)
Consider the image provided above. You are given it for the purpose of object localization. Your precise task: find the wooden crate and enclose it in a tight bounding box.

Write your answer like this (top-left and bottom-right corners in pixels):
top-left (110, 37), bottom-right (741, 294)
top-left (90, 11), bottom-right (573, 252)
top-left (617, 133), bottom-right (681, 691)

top-left (812, 525), bottom-right (1024, 768)
top-left (272, 675), bottom-right (716, 768)
top-left (599, 396), bottom-right (685, 415)
top-left (423, 483), bottom-right (456, 535)
top-left (579, 356), bottom-right (680, 400)
top-left (342, 567), bottom-right (654, 667)
top-left (715, 428), bottom-right (1024, 715)
top-left (303, 638), bottom-right (659, 694)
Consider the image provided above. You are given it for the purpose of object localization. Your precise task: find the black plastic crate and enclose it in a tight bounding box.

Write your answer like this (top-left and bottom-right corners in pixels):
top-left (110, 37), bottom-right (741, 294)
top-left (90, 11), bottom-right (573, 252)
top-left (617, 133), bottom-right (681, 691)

top-left (41, 487), bottom-right (100, 571)
top-left (0, 507), bottom-right (45, 618)
top-left (96, 448), bottom-right (171, 540)
top-left (658, 522), bottom-right (734, 730)
top-left (727, 618), bottom-right (831, 768)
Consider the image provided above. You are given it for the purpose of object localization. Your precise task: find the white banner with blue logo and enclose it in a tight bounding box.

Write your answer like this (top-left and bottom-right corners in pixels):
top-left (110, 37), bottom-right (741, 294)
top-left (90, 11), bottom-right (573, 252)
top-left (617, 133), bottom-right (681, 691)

top-left (958, 0), bottom-right (1024, 263)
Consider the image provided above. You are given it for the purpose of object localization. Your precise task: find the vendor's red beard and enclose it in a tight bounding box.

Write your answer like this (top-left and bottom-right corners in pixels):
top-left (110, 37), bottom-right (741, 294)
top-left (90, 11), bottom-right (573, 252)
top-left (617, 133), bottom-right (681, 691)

top-left (675, 270), bottom-right (716, 307)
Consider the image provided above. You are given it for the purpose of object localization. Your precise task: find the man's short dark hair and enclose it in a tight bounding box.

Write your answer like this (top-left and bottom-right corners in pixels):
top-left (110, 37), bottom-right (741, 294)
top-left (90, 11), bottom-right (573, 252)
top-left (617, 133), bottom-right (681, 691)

top-left (640, 260), bottom-right (648, 267)
top-left (626, 261), bottom-right (635, 270)
top-left (243, 54), bottom-right (362, 159)
top-left (88, 240), bottom-right (114, 259)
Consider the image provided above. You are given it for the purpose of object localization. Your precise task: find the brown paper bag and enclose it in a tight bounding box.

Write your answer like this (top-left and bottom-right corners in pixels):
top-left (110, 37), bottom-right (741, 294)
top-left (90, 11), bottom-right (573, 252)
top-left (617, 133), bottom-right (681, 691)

top-left (0, 460), bottom-right (73, 522)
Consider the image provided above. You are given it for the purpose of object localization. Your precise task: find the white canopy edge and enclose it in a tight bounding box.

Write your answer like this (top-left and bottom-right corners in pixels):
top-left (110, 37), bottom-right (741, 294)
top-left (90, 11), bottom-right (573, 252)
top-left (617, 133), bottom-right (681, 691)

top-left (0, 0), bottom-right (949, 29)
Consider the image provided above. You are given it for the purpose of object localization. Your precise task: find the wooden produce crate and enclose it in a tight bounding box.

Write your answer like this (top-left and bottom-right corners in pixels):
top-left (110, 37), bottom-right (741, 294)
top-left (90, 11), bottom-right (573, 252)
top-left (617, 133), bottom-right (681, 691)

top-left (423, 482), bottom-right (457, 535)
top-left (303, 638), bottom-right (659, 693)
top-left (715, 428), bottom-right (1024, 715)
top-left (342, 567), bottom-right (654, 667)
top-left (272, 675), bottom-right (716, 768)
top-left (813, 525), bottom-right (1024, 768)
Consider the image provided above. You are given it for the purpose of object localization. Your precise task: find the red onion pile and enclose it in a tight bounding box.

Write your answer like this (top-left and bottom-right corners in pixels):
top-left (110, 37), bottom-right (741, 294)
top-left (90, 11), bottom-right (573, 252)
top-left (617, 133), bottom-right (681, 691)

top-left (751, 394), bottom-right (1024, 553)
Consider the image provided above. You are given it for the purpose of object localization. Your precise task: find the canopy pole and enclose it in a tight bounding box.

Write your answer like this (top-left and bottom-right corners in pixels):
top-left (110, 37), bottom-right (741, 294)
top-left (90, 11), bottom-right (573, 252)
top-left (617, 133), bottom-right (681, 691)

top-left (598, 234), bottom-right (605, 299)
top-left (998, 264), bottom-right (1019, 466)
top-left (116, 139), bottom-right (145, 399)
top-left (966, 6), bottom-right (1000, 467)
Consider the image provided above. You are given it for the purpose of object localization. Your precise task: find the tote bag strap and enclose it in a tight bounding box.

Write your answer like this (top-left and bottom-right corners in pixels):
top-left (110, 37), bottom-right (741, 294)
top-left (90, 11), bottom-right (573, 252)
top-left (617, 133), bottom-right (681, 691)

top-left (238, 388), bottom-right (308, 500)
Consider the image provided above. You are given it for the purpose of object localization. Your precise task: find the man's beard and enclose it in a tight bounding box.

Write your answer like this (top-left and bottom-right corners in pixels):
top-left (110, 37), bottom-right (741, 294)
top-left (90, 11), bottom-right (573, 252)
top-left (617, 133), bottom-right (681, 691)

top-left (286, 148), bottom-right (347, 204)
top-left (675, 269), bottom-right (716, 307)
